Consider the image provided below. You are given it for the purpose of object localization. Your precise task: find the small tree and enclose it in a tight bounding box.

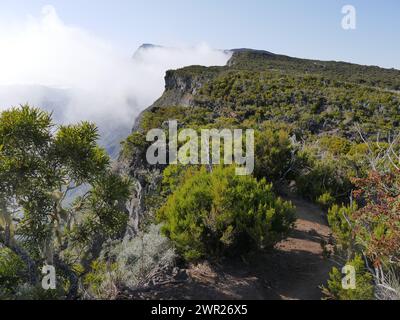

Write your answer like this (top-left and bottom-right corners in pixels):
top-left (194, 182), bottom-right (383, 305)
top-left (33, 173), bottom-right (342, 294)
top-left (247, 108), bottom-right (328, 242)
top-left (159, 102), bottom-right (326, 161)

top-left (0, 106), bottom-right (130, 298)
top-left (254, 128), bottom-right (296, 183)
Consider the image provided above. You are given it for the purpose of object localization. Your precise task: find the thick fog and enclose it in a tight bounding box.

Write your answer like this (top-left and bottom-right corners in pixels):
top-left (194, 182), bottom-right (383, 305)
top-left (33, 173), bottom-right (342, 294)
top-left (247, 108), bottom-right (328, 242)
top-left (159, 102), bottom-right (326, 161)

top-left (0, 5), bottom-right (231, 154)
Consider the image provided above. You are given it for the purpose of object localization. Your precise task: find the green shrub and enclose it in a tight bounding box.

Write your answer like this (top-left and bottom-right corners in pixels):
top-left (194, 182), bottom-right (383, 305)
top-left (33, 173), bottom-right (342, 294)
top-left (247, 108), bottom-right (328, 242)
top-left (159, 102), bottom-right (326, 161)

top-left (83, 259), bottom-right (120, 299)
top-left (327, 204), bottom-right (357, 253)
top-left (157, 166), bottom-right (295, 261)
top-left (254, 128), bottom-right (295, 182)
top-left (0, 247), bottom-right (65, 300)
top-left (120, 132), bottom-right (148, 158)
top-left (319, 136), bottom-right (351, 156)
top-left (161, 165), bottom-right (194, 195)
top-left (0, 248), bottom-right (25, 297)
top-left (296, 150), bottom-right (352, 204)
top-left (316, 192), bottom-right (336, 210)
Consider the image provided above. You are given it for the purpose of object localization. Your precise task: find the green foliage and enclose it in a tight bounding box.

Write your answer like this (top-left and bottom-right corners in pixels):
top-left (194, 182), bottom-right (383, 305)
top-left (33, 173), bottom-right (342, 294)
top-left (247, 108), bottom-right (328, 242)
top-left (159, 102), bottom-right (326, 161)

top-left (0, 105), bottom-right (112, 253)
top-left (121, 49), bottom-right (400, 300)
top-left (316, 192), bottom-right (336, 210)
top-left (196, 67), bottom-right (400, 138)
top-left (83, 259), bottom-right (120, 299)
top-left (161, 164), bottom-right (192, 195)
top-left (71, 173), bottom-right (131, 246)
top-left (54, 122), bottom-right (109, 183)
top-left (0, 247), bottom-right (25, 297)
top-left (323, 255), bottom-right (374, 300)
top-left (327, 204), bottom-right (357, 253)
top-left (0, 106), bottom-right (52, 198)
top-left (11, 283), bottom-right (66, 300)
top-left (0, 247), bottom-right (63, 300)
top-left (120, 132), bottom-right (148, 159)
top-left (0, 105), bottom-right (130, 298)
top-left (2, 47), bottom-right (398, 300)
top-left (296, 150), bottom-right (353, 204)
top-left (140, 106), bottom-right (212, 133)
top-left (254, 127), bottom-right (295, 182)
top-left (0, 105), bottom-right (51, 150)
top-left (157, 166), bottom-right (295, 261)
top-left (318, 136), bottom-right (351, 156)
top-left (229, 50), bottom-right (400, 91)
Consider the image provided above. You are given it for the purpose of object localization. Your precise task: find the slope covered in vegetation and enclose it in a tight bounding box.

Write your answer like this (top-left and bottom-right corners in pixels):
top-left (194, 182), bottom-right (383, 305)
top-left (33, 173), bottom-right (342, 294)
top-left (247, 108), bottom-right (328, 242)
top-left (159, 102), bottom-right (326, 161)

top-left (1, 49), bottom-right (400, 300)
top-left (120, 49), bottom-right (400, 300)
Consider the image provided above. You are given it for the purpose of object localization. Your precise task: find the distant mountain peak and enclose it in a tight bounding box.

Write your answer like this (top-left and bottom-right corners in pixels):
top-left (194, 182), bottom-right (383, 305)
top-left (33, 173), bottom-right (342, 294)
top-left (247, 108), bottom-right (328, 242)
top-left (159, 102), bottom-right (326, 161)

top-left (229, 48), bottom-right (275, 55)
top-left (133, 43), bottom-right (164, 60)
top-left (138, 43), bottom-right (163, 50)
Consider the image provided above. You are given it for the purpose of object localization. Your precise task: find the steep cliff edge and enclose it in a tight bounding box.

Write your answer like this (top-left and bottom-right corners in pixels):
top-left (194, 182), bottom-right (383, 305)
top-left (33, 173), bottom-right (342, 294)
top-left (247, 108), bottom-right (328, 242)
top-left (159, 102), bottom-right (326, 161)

top-left (112, 48), bottom-right (400, 300)
top-left (131, 65), bottom-right (222, 131)
top-left (132, 48), bottom-right (400, 130)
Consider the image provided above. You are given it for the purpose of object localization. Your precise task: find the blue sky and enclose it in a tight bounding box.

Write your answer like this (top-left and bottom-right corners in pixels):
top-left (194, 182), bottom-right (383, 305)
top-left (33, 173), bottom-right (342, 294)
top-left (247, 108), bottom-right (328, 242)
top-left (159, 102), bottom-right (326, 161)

top-left (0, 0), bottom-right (399, 69)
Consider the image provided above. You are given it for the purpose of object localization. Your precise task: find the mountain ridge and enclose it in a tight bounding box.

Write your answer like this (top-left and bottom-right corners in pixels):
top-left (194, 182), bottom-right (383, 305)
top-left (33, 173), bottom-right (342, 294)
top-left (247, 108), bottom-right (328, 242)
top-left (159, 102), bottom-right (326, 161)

top-left (119, 46), bottom-right (400, 239)
top-left (129, 47), bottom-right (400, 134)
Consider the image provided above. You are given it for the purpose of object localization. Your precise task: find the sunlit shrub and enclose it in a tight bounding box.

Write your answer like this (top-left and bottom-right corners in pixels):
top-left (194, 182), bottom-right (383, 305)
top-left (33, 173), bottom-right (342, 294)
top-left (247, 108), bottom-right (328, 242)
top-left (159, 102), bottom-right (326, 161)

top-left (323, 255), bottom-right (374, 300)
top-left (157, 166), bottom-right (295, 261)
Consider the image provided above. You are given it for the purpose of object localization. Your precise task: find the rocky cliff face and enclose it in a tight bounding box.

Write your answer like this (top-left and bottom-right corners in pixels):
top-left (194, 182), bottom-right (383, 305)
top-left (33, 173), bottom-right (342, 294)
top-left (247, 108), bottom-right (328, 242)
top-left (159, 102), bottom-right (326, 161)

top-left (117, 64), bottom-right (221, 238)
top-left (131, 65), bottom-right (220, 131)
top-left (116, 146), bottom-right (163, 239)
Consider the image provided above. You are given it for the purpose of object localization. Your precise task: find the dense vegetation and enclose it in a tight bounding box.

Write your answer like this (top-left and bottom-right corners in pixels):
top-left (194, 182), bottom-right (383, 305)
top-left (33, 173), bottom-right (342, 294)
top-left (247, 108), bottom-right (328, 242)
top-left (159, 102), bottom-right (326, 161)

top-left (2, 49), bottom-right (400, 300)
top-left (229, 49), bottom-right (400, 91)
top-left (121, 50), bottom-right (400, 300)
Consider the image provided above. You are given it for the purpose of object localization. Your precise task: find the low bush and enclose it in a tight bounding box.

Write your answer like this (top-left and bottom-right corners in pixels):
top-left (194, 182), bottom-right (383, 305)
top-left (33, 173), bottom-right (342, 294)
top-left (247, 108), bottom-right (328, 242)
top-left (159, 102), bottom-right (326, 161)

top-left (323, 255), bottom-right (374, 300)
top-left (254, 128), bottom-right (296, 183)
top-left (157, 166), bottom-right (295, 261)
top-left (296, 149), bottom-right (353, 204)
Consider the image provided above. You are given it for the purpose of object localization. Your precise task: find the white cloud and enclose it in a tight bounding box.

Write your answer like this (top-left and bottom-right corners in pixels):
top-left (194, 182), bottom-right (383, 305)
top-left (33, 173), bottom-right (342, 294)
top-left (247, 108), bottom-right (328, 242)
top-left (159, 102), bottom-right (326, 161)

top-left (0, 5), bottom-right (231, 131)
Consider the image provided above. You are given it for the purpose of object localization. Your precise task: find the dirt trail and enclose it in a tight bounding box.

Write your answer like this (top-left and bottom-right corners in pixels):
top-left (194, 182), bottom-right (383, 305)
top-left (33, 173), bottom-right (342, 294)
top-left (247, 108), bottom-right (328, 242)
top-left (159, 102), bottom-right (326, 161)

top-left (125, 197), bottom-right (334, 300)
top-left (266, 197), bottom-right (335, 299)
